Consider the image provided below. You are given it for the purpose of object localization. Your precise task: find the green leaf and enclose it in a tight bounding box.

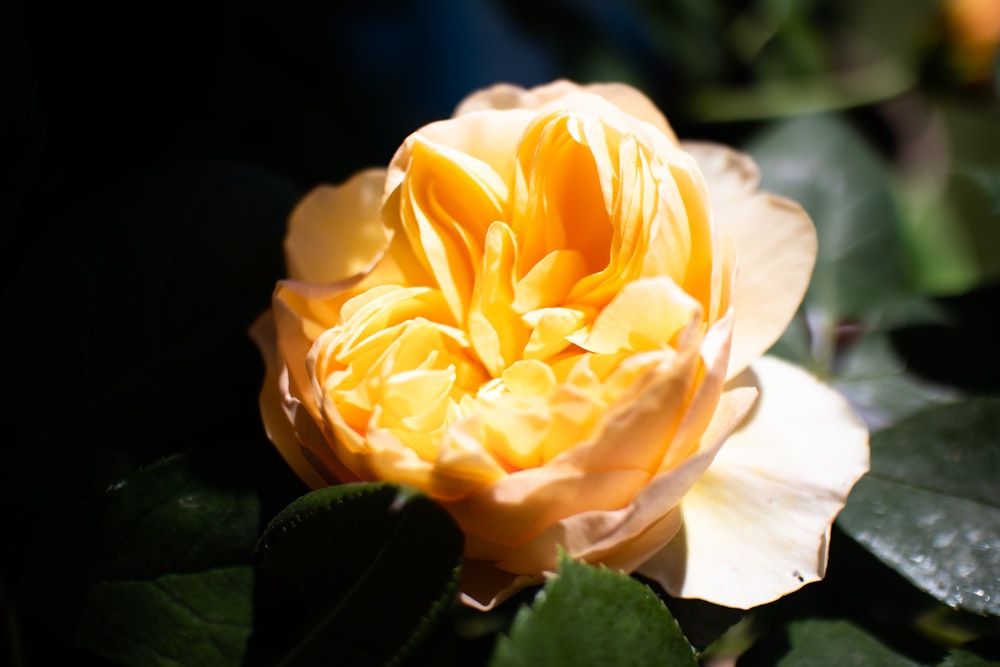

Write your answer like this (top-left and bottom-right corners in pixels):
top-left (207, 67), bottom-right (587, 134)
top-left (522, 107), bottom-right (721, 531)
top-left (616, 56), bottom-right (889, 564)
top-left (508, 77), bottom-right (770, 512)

top-left (490, 553), bottom-right (697, 667)
top-left (77, 566), bottom-right (254, 667)
top-left (899, 98), bottom-right (1000, 295)
top-left (745, 114), bottom-right (961, 431)
top-left (838, 399), bottom-right (1000, 616)
top-left (688, 60), bottom-right (916, 122)
top-left (741, 618), bottom-right (921, 666)
top-left (80, 451), bottom-right (263, 581)
top-left (832, 332), bottom-right (959, 431)
top-left (745, 114), bottom-right (909, 327)
top-left (633, 576), bottom-right (746, 652)
top-left (769, 313), bottom-right (959, 433)
top-left (15, 450), bottom-right (263, 665)
top-left (901, 163), bottom-right (1000, 297)
top-left (251, 483), bottom-right (463, 666)
top-left (939, 648), bottom-right (1000, 666)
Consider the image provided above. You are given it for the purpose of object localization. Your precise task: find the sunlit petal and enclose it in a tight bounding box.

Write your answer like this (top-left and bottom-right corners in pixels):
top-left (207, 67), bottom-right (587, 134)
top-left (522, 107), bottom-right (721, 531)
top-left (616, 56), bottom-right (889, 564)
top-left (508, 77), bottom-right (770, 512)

top-left (638, 356), bottom-right (869, 608)
top-left (285, 169), bottom-right (389, 283)
top-left (685, 142), bottom-right (817, 379)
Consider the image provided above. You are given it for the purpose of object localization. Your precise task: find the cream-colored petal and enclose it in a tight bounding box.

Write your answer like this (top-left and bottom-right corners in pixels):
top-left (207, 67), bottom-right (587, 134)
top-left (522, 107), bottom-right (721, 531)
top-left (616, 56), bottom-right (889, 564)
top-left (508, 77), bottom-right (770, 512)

top-left (284, 169), bottom-right (389, 283)
top-left (683, 142), bottom-right (817, 379)
top-left (638, 355), bottom-right (869, 609)
top-left (453, 80), bottom-right (677, 143)
top-left (580, 82), bottom-right (678, 143)
top-left (459, 559), bottom-right (546, 611)
top-left (453, 80), bottom-right (584, 115)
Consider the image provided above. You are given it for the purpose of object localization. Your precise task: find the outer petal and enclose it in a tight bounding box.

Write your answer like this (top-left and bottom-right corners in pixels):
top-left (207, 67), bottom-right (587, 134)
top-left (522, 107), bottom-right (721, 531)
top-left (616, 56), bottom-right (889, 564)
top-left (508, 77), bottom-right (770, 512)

top-left (249, 312), bottom-right (328, 488)
top-left (684, 142), bottom-right (817, 380)
top-left (285, 168), bottom-right (389, 283)
top-left (638, 355), bottom-right (869, 609)
top-left (453, 80), bottom-right (677, 142)
top-left (453, 80), bottom-right (585, 115)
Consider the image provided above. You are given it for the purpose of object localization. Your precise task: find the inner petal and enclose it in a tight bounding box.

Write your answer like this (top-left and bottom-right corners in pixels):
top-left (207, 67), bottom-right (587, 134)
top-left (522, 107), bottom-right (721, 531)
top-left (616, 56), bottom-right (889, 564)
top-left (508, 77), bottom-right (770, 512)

top-left (392, 137), bottom-right (510, 322)
top-left (569, 276), bottom-right (705, 354)
top-left (467, 221), bottom-right (529, 377)
top-left (513, 111), bottom-right (615, 274)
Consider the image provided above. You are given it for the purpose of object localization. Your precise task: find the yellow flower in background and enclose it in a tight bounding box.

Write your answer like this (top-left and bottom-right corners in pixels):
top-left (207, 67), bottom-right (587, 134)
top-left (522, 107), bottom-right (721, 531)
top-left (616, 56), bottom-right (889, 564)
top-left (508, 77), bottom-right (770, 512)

top-left (251, 80), bottom-right (869, 610)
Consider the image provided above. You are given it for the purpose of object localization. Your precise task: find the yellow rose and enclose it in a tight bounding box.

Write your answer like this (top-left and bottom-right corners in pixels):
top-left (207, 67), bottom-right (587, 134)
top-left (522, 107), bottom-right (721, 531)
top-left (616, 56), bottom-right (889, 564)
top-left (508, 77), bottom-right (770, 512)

top-left (251, 80), bottom-right (869, 610)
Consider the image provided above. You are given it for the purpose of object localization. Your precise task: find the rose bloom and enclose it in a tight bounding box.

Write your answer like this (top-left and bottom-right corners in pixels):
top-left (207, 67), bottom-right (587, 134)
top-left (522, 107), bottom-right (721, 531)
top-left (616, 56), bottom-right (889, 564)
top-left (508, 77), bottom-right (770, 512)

top-left (251, 80), bottom-right (869, 610)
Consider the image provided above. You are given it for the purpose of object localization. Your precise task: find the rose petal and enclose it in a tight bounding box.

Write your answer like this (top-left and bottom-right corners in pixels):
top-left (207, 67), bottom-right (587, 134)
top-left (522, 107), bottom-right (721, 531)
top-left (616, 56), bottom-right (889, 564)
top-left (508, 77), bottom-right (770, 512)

top-left (448, 308), bottom-right (733, 555)
top-left (384, 109), bottom-right (534, 207)
top-left (363, 425), bottom-right (504, 501)
top-left (447, 465), bottom-right (650, 549)
top-left (503, 383), bottom-right (757, 573)
top-left (637, 355), bottom-right (869, 609)
top-left (568, 276), bottom-right (704, 354)
top-left (285, 169), bottom-right (389, 284)
top-left (683, 142), bottom-right (817, 379)
top-left (453, 80), bottom-right (584, 116)
top-left (459, 559), bottom-right (545, 611)
top-left (249, 312), bottom-right (329, 489)
top-left (578, 82), bottom-right (678, 143)
top-left (272, 279), bottom-right (360, 421)
top-left (453, 80), bottom-right (677, 143)
top-left (459, 384), bottom-right (758, 610)
top-left (468, 221), bottom-right (528, 376)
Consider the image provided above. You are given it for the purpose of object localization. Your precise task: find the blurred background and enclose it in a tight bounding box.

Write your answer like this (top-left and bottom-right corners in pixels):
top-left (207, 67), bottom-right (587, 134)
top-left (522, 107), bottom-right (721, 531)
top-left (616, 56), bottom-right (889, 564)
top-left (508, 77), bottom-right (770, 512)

top-left (8, 0), bottom-right (999, 184)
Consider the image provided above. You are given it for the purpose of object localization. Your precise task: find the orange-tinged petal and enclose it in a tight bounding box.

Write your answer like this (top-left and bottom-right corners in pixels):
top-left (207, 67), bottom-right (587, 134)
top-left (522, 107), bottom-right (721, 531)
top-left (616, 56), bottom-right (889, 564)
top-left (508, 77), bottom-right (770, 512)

top-left (386, 109), bottom-right (533, 202)
top-left (447, 466), bottom-right (650, 549)
top-left (249, 312), bottom-right (329, 489)
top-left (512, 110), bottom-right (616, 274)
top-left (272, 282), bottom-right (348, 422)
top-left (467, 222), bottom-right (527, 376)
top-left (512, 249), bottom-right (588, 313)
top-left (285, 169), bottom-right (389, 283)
top-left (387, 138), bottom-right (510, 322)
